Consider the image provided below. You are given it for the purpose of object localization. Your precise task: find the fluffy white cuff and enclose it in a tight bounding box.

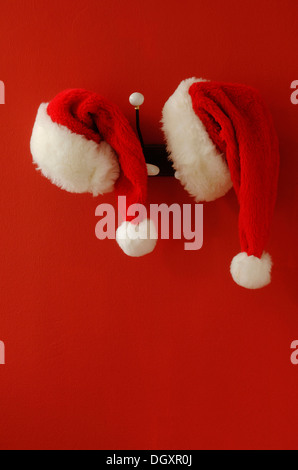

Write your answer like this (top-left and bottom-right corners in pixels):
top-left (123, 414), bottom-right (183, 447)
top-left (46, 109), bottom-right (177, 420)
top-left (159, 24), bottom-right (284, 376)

top-left (30, 103), bottom-right (120, 196)
top-left (116, 219), bottom-right (158, 257)
top-left (162, 78), bottom-right (233, 202)
top-left (230, 252), bottom-right (272, 289)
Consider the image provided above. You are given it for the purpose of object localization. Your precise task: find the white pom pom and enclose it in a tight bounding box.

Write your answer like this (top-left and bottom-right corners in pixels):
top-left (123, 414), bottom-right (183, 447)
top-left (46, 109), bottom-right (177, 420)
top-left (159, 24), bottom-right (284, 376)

top-left (116, 219), bottom-right (157, 257)
top-left (230, 252), bottom-right (272, 289)
top-left (129, 92), bottom-right (145, 108)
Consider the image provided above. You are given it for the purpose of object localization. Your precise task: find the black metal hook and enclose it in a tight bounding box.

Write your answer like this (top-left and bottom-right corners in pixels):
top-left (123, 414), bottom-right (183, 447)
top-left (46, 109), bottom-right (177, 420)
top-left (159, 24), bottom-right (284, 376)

top-left (130, 92), bottom-right (174, 177)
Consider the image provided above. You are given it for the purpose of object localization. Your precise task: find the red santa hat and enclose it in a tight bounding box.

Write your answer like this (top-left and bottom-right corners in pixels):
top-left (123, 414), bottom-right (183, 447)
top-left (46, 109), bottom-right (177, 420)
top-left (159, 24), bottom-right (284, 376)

top-left (162, 78), bottom-right (279, 289)
top-left (30, 89), bottom-right (157, 257)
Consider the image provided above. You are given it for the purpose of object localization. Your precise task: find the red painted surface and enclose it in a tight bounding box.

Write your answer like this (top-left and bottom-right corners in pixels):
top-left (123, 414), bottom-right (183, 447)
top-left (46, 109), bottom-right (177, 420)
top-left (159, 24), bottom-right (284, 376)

top-left (0, 0), bottom-right (297, 450)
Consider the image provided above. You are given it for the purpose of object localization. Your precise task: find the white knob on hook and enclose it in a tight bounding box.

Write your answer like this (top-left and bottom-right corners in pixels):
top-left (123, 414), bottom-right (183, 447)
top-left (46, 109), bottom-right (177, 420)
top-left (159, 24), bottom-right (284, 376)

top-left (147, 164), bottom-right (160, 176)
top-left (129, 92), bottom-right (145, 108)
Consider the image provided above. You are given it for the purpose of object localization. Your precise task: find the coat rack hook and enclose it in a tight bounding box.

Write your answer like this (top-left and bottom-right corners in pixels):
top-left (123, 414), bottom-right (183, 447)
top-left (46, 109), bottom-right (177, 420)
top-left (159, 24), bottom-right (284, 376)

top-left (129, 92), bottom-right (174, 177)
top-left (129, 92), bottom-right (145, 149)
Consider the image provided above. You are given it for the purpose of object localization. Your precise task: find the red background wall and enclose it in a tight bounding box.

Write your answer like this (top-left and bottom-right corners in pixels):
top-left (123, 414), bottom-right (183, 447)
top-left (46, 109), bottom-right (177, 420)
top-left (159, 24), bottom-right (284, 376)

top-left (0, 0), bottom-right (297, 450)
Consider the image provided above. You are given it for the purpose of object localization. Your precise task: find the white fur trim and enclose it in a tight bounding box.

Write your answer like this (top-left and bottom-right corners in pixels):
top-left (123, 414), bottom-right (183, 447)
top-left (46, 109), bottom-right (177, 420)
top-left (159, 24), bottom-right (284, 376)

top-left (116, 219), bottom-right (157, 257)
top-left (30, 103), bottom-right (120, 196)
top-left (230, 252), bottom-right (272, 289)
top-left (162, 78), bottom-right (233, 202)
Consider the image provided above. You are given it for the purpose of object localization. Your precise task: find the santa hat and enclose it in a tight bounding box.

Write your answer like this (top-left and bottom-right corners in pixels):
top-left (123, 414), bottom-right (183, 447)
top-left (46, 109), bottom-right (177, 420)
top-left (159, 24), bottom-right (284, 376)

top-left (30, 89), bottom-right (157, 257)
top-left (162, 78), bottom-right (279, 289)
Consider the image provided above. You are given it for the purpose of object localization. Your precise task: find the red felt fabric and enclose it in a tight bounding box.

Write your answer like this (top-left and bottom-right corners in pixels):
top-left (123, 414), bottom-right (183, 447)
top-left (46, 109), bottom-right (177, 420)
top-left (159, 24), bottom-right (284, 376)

top-left (189, 81), bottom-right (280, 258)
top-left (47, 89), bottom-right (147, 222)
